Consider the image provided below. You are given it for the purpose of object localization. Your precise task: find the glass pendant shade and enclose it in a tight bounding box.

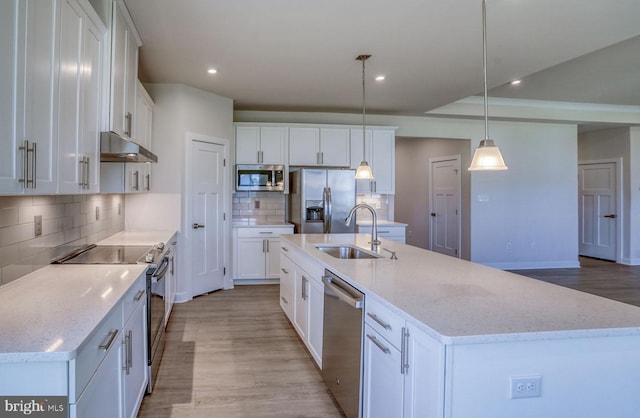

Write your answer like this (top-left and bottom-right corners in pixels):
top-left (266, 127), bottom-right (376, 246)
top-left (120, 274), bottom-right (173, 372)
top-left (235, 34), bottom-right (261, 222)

top-left (355, 160), bottom-right (374, 179)
top-left (469, 139), bottom-right (508, 171)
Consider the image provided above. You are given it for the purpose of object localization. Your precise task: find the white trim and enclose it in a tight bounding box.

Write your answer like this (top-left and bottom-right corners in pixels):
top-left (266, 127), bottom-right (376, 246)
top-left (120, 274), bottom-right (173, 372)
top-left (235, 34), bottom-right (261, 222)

top-left (454, 96), bottom-right (640, 114)
top-left (428, 155), bottom-right (462, 258)
top-left (578, 158), bottom-right (624, 264)
top-left (619, 258), bottom-right (640, 266)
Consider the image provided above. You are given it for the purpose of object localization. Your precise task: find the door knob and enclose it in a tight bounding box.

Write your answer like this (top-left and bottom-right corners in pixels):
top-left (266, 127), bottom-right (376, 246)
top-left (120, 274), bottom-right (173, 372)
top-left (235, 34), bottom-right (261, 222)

top-left (192, 223), bottom-right (205, 229)
top-left (430, 212), bottom-right (436, 217)
top-left (603, 214), bottom-right (617, 219)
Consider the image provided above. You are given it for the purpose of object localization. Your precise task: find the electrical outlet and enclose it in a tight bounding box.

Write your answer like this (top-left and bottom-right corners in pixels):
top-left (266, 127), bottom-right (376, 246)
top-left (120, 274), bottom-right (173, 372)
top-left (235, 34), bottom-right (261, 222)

top-left (510, 376), bottom-right (541, 399)
top-left (254, 200), bottom-right (260, 209)
top-left (34, 215), bottom-right (42, 237)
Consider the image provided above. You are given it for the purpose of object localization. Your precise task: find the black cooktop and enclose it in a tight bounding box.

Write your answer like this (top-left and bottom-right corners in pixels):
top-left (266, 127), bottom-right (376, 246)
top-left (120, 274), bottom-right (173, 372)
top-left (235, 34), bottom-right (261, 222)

top-left (53, 245), bottom-right (151, 265)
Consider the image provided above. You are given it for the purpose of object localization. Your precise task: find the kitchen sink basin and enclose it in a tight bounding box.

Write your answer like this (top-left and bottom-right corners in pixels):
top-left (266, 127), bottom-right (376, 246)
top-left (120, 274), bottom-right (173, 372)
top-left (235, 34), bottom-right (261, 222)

top-left (314, 244), bottom-right (381, 259)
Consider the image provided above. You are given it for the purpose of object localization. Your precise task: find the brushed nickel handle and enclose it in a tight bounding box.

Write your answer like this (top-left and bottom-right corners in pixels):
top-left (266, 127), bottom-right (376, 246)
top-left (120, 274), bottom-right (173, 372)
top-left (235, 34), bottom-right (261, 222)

top-left (401, 327), bottom-right (410, 374)
top-left (367, 312), bottom-right (392, 330)
top-left (281, 268), bottom-right (288, 274)
top-left (19, 140), bottom-right (28, 188)
top-left (604, 214), bottom-right (617, 219)
top-left (280, 296), bottom-right (288, 304)
top-left (366, 334), bottom-right (390, 354)
top-left (31, 142), bottom-right (36, 188)
top-left (281, 246), bottom-right (289, 252)
top-left (99, 329), bottom-right (119, 351)
top-left (192, 223), bottom-right (205, 229)
top-left (133, 289), bottom-right (145, 301)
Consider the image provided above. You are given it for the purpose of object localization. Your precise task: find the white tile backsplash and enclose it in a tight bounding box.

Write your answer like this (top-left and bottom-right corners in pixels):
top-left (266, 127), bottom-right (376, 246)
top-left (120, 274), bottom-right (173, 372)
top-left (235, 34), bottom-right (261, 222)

top-left (232, 191), bottom-right (286, 223)
top-left (0, 194), bottom-right (125, 286)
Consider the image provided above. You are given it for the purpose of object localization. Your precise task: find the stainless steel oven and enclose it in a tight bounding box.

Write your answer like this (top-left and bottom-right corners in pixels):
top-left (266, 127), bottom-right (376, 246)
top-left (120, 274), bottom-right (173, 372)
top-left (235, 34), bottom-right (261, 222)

top-left (52, 242), bottom-right (169, 393)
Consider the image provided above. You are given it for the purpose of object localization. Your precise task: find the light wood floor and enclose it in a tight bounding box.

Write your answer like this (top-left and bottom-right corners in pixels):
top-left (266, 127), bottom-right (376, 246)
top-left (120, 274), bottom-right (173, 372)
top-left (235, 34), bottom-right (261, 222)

top-left (513, 256), bottom-right (640, 307)
top-left (137, 285), bottom-right (344, 418)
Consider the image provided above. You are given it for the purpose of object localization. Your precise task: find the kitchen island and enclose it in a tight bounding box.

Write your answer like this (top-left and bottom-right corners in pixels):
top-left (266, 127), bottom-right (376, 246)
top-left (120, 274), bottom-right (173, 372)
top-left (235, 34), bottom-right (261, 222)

top-left (281, 233), bottom-right (640, 418)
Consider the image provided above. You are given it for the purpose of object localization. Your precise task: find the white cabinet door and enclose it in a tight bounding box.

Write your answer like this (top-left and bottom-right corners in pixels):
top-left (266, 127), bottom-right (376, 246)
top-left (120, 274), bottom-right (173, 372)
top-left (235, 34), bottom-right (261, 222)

top-left (265, 237), bottom-right (281, 279)
top-left (236, 237), bottom-right (266, 279)
top-left (293, 266), bottom-right (309, 341)
top-left (279, 254), bottom-right (295, 322)
top-left (307, 275), bottom-right (324, 367)
top-left (71, 331), bottom-right (122, 418)
top-left (0, 0), bottom-right (59, 194)
top-left (403, 325), bottom-right (445, 418)
top-left (58, 0), bottom-right (104, 194)
top-left (320, 127), bottom-right (350, 167)
top-left (122, 299), bottom-right (147, 418)
top-left (362, 324), bottom-right (404, 418)
top-left (235, 126), bottom-right (287, 164)
top-left (289, 127), bottom-right (320, 165)
top-left (370, 129), bottom-right (395, 194)
top-left (110, 0), bottom-right (139, 139)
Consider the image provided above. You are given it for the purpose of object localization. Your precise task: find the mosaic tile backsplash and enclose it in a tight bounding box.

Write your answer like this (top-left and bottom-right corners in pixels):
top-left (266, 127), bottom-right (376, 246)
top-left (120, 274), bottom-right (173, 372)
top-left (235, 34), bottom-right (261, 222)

top-left (0, 194), bottom-right (124, 285)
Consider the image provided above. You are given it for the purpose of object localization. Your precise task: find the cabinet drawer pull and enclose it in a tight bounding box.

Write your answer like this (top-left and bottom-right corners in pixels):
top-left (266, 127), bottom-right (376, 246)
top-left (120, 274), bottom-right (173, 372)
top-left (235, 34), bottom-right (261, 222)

top-left (281, 246), bottom-right (289, 252)
top-left (281, 268), bottom-right (288, 274)
top-left (133, 289), bottom-right (145, 301)
top-left (281, 296), bottom-right (288, 304)
top-left (99, 329), bottom-right (119, 351)
top-left (367, 312), bottom-right (392, 330)
top-left (259, 231), bottom-right (273, 234)
top-left (367, 334), bottom-right (391, 354)
top-left (401, 327), bottom-right (410, 374)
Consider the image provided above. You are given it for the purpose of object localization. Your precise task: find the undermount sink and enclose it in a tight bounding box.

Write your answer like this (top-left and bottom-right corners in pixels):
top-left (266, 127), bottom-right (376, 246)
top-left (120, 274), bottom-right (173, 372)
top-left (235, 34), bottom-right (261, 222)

top-left (314, 244), bottom-right (382, 260)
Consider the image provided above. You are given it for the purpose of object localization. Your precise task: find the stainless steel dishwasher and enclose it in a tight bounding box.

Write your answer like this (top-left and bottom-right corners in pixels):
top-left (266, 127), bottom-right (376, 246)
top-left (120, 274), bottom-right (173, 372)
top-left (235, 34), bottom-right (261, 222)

top-left (322, 269), bottom-right (365, 418)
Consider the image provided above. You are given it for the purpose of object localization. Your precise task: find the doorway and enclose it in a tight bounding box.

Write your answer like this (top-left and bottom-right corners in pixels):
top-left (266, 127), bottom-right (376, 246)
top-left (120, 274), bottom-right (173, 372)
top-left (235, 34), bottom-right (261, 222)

top-left (578, 160), bottom-right (620, 262)
top-left (185, 135), bottom-right (230, 297)
top-left (429, 155), bottom-right (461, 258)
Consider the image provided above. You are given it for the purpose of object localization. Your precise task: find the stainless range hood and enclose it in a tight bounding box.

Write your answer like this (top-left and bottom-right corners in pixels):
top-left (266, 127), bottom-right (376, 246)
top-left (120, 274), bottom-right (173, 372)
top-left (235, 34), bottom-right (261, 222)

top-left (100, 131), bottom-right (158, 163)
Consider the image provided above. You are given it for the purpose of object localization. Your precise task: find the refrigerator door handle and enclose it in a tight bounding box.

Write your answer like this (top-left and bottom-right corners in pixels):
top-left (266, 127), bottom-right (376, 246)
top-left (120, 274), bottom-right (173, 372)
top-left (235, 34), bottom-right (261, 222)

top-left (326, 187), bottom-right (332, 233)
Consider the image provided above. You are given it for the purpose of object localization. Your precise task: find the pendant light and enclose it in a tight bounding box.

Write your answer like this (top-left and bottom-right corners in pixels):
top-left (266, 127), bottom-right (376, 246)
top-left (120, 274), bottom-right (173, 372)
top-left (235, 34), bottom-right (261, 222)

top-left (468, 0), bottom-right (508, 171)
top-left (355, 54), bottom-right (374, 179)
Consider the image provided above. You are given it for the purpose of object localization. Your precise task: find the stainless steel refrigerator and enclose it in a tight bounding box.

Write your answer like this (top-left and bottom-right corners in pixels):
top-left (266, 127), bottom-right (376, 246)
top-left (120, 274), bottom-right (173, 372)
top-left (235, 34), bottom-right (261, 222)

top-left (288, 169), bottom-right (356, 234)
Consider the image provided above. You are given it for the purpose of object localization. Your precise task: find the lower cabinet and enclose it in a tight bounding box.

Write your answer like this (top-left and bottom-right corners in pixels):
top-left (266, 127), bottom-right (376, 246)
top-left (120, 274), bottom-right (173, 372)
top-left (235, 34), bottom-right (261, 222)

top-left (122, 296), bottom-right (147, 418)
top-left (233, 226), bottom-right (294, 282)
top-left (280, 243), bottom-right (324, 367)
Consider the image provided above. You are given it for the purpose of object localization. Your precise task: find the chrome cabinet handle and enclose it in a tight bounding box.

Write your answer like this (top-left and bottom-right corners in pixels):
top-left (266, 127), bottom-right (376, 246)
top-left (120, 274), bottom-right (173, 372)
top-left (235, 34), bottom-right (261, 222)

top-left (99, 329), bottom-right (119, 351)
top-left (192, 223), bottom-right (205, 229)
top-left (604, 214), bottom-right (617, 219)
top-left (18, 140), bottom-right (37, 188)
top-left (281, 296), bottom-right (288, 304)
top-left (133, 289), bottom-right (145, 301)
top-left (401, 327), bottom-right (410, 374)
top-left (85, 156), bottom-right (90, 188)
top-left (123, 330), bottom-right (133, 374)
top-left (281, 246), bottom-right (289, 252)
top-left (301, 276), bottom-right (308, 300)
top-left (124, 112), bottom-right (132, 137)
top-left (19, 140), bottom-right (28, 188)
top-left (32, 142), bottom-right (36, 188)
top-left (79, 157), bottom-right (85, 187)
top-left (281, 268), bottom-right (288, 274)
top-left (367, 334), bottom-right (391, 354)
top-left (266, 239), bottom-right (270, 252)
top-left (145, 173), bottom-right (150, 191)
top-left (367, 312), bottom-right (392, 330)
top-left (132, 170), bottom-right (139, 191)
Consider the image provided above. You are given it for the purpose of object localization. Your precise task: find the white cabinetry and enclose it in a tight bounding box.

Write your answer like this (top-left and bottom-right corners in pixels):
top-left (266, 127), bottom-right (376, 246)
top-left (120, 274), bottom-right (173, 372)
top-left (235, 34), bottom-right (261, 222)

top-left (289, 127), bottom-right (350, 167)
top-left (110, 0), bottom-right (140, 139)
top-left (358, 223), bottom-right (407, 243)
top-left (279, 242), bottom-right (324, 367)
top-left (0, 0), bottom-right (59, 194)
top-left (58, 0), bottom-right (105, 194)
top-left (351, 128), bottom-right (396, 194)
top-left (233, 226), bottom-right (294, 282)
top-left (121, 281), bottom-right (147, 418)
top-left (236, 125), bottom-right (288, 164)
top-left (165, 238), bottom-right (178, 327)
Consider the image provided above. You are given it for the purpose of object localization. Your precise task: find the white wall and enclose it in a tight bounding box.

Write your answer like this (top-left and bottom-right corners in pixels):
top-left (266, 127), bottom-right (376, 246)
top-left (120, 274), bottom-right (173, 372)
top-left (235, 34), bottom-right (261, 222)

top-left (126, 83), bottom-right (234, 301)
top-left (236, 110), bottom-right (580, 269)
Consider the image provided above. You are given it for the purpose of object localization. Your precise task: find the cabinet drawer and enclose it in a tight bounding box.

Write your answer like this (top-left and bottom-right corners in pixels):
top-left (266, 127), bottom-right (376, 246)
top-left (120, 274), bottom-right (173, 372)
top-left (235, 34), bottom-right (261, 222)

top-left (236, 226), bottom-right (293, 238)
top-left (71, 303), bottom-right (123, 401)
top-left (122, 273), bottom-right (146, 324)
top-left (365, 297), bottom-right (405, 350)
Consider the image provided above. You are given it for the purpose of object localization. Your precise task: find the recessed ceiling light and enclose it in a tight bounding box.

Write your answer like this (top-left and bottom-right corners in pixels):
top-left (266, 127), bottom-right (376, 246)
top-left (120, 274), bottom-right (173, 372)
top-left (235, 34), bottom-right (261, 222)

top-left (375, 75), bottom-right (385, 81)
top-left (207, 68), bottom-right (218, 75)
top-left (510, 79), bottom-right (521, 85)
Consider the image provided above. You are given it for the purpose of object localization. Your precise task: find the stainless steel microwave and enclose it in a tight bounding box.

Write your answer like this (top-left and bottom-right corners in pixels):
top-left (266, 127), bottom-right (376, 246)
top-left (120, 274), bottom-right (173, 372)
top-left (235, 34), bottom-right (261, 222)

top-left (236, 164), bottom-right (285, 192)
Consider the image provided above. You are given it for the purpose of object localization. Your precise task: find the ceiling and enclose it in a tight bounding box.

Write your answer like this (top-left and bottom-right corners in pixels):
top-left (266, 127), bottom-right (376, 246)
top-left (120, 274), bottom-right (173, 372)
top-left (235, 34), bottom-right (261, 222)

top-left (123, 0), bottom-right (640, 117)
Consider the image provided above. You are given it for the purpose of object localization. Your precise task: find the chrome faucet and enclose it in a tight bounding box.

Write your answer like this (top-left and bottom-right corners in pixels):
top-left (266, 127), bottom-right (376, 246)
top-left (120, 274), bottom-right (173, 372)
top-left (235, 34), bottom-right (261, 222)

top-left (345, 203), bottom-right (381, 251)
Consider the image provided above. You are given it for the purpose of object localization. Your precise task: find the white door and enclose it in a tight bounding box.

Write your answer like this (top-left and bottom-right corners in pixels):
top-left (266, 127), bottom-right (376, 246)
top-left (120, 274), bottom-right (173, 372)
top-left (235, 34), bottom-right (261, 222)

top-left (579, 162), bottom-right (617, 261)
top-left (190, 140), bottom-right (226, 296)
top-left (430, 156), bottom-right (461, 257)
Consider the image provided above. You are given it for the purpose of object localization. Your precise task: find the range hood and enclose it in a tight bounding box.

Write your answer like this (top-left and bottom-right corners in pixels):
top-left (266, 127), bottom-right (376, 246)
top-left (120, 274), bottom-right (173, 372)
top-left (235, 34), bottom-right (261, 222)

top-left (100, 131), bottom-right (158, 163)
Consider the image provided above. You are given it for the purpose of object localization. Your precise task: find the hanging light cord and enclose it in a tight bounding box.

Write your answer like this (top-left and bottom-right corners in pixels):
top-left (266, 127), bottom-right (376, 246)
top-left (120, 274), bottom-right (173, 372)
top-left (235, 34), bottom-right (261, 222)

top-left (361, 56), bottom-right (368, 157)
top-left (482, 0), bottom-right (489, 141)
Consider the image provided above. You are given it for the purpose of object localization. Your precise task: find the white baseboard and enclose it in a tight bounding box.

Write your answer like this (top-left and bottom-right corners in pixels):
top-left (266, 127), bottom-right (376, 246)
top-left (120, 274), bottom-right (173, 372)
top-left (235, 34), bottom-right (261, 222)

top-left (619, 257), bottom-right (640, 266)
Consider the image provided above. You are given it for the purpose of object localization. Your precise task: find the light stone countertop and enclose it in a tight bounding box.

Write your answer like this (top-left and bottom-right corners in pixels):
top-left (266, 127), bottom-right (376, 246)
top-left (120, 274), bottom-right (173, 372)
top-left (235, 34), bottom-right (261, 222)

top-left (281, 233), bottom-right (640, 345)
top-left (232, 219), bottom-right (294, 228)
top-left (0, 264), bottom-right (148, 362)
top-left (97, 230), bottom-right (177, 246)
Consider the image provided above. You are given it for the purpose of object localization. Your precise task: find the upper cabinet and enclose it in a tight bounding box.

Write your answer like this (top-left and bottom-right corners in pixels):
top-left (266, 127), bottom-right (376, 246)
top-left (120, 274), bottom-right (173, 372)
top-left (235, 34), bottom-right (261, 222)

top-left (289, 127), bottom-right (350, 167)
top-left (236, 125), bottom-right (288, 165)
top-left (109, 0), bottom-right (141, 139)
top-left (58, 0), bottom-right (106, 194)
top-left (0, 0), bottom-right (60, 194)
top-left (351, 128), bottom-right (396, 194)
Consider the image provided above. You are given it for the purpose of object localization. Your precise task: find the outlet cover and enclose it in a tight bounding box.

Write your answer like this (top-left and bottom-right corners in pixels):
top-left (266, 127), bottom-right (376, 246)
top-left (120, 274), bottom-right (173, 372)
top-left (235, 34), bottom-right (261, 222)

top-left (510, 376), bottom-right (541, 399)
top-left (34, 215), bottom-right (42, 237)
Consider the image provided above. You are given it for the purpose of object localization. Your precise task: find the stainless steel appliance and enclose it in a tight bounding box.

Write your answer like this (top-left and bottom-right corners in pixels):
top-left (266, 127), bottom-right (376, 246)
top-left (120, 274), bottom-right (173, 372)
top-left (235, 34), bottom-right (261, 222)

top-left (288, 169), bottom-right (356, 233)
top-left (52, 242), bottom-right (169, 393)
top-left (322, 269), bottom-right (365, 418)
top-left (236, 164), bottom-right (285, 191)
top-left (100, 131), bottom-right (158, 163)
